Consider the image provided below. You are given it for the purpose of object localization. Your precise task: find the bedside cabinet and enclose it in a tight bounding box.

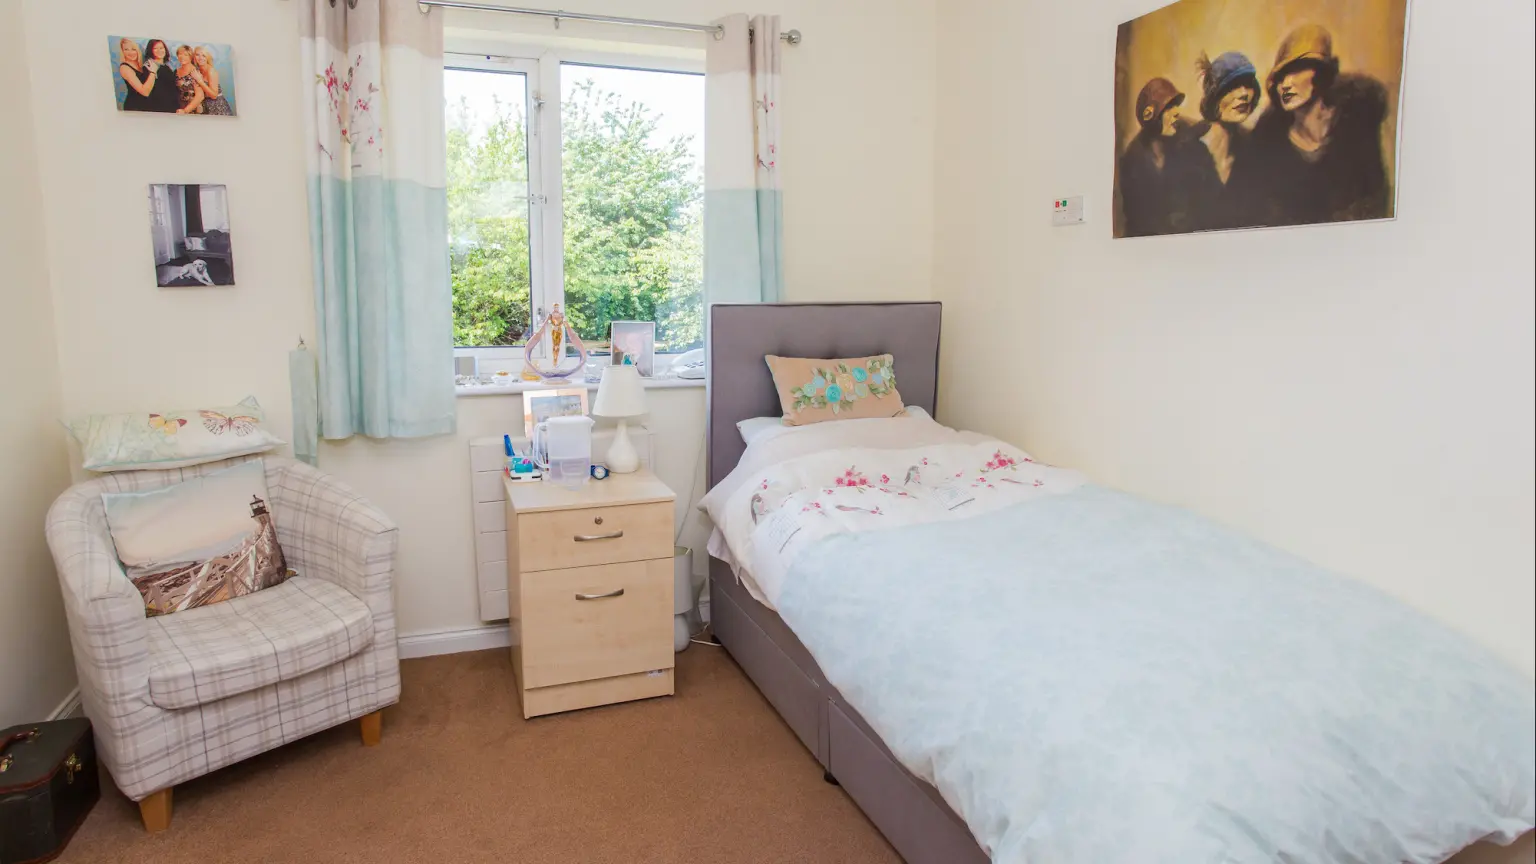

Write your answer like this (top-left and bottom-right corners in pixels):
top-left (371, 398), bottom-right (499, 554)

top-left (504, 471), bottom-right (677, 718)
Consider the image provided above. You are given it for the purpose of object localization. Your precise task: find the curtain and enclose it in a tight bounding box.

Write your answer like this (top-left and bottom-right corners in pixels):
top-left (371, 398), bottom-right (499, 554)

top-left (704, 14), bottom-right (783, 306)
top-left (182, 185), bottom-right (204, 234)
top-left (300, 0), bottom-right (455, 440)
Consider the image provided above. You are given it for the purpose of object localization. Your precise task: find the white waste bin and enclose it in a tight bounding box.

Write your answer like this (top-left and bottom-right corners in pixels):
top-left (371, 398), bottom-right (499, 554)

top-left (673, 546), bottom-right (694, 651)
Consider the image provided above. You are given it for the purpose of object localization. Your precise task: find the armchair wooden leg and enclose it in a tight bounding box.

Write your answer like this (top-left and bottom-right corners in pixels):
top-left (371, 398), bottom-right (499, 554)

top-left (360, 710), bottom-right (383, 747)
top-left (139, 787), bottom-right (173, 833)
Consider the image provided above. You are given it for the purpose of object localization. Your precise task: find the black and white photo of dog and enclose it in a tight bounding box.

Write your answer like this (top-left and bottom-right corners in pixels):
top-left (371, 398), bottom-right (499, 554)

top-left (149, 183), bottom-right (235, 286)
top-left (156, 259), bottom-right (218, 286)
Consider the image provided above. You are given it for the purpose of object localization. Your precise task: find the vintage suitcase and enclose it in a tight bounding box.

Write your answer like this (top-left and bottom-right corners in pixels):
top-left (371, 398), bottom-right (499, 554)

top-left (0, 719), bottom-right (99, 864)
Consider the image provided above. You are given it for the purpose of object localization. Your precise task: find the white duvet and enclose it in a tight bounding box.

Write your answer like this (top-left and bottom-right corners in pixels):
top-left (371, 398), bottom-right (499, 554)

top-left (701, 412), bottom-right (1085, 607)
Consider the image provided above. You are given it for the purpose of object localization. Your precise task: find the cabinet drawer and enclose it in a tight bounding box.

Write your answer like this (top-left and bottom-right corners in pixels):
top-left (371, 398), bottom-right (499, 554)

top-left (519, 559), bottom-right (674, 689)
top-left (516, 502), bottom-right (672, 572)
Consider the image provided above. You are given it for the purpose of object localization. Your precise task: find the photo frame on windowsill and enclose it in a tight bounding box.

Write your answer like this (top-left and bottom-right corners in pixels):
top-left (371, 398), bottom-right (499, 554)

top-left (609, 321), bottom-right (656, 378)
top-left (522, 388), bottom-right (588, 438)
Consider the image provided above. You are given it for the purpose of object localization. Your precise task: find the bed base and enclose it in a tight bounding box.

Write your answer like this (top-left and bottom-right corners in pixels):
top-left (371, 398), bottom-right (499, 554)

top-left (710, 563), bottom-right (989, 864)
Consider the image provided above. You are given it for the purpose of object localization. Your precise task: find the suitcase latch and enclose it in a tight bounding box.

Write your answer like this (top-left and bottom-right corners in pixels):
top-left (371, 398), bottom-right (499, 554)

top-left (64, 753), bottom-right (81, 784)
top-left (0, 727), bottom-right (41, 774)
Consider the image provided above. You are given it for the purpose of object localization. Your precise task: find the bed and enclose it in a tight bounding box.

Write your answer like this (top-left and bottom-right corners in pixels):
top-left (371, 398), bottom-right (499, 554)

top-left (705, 301), bottom-right (988, 863)
top-left (703, 302), bottom-right (1535, 864)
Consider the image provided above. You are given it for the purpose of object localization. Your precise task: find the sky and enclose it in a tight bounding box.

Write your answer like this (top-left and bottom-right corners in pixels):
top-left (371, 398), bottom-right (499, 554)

top-left (444, 62), bottom-right (704, 170)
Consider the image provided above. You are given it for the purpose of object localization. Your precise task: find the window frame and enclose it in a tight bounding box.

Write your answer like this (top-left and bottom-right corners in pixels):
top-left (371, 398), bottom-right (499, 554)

top-left (446, 44), bottom-right (705, 375)
top-left (445, 54), bottom-right (545, 366)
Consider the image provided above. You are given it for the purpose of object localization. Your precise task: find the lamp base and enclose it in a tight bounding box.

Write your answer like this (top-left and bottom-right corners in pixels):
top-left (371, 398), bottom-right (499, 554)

top-left (606, 419), bottom-right (641, 473)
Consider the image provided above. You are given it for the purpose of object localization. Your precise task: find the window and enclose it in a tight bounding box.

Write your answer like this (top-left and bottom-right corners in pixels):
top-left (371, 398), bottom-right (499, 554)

top-left (445, 62), bottom-right (537, 348)
top-left (446, 52), bottom-right (704, 364)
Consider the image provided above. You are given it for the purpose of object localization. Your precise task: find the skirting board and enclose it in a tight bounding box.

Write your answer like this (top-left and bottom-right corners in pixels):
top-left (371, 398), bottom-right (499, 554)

top-left (50, 688), bottom-right (83, 721)
top-left (396, 624), bottom-right (511, 659)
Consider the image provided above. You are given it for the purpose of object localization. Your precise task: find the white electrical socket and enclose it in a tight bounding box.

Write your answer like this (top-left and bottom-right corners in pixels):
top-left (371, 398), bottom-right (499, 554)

top-left (1052, 196), bottom-right (1085, 226)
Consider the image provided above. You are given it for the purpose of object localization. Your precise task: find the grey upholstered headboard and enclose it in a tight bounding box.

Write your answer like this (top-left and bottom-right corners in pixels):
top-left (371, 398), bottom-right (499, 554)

top-left (706, 302), bottom-right (943, 490)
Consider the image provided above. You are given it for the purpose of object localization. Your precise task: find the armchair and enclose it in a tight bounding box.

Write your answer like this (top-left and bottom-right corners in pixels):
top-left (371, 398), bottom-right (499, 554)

top-left (45, 456), bottom-right (400, 832)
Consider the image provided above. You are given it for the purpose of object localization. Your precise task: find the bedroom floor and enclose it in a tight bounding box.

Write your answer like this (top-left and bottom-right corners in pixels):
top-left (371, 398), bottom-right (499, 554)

top-left (57, 645), bottom-right (899, 864)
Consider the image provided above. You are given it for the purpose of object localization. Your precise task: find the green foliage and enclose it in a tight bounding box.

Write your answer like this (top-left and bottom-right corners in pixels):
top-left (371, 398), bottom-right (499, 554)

top-left (447, 80), bottom-right (703, 352)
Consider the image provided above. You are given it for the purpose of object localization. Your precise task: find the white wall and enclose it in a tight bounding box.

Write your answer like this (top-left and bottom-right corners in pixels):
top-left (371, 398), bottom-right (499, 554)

top-left (933, 0), bottom-right (1535, 674)
top-left (24, 0), bottom-right (938, 638)
top-left (0, 0), bottom-right (78, 726)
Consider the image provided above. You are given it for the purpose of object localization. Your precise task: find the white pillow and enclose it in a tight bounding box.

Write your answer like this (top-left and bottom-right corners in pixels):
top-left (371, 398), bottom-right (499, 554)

top-left (66, 396), bottom-right (284, 472)
top-left (737, 416), bottom-right (788, 445)
top-left (737, 405), bottom-right (933, 445)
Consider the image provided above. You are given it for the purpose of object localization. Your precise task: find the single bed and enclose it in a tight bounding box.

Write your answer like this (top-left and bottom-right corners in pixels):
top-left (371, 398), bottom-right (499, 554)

top-left (705, 301), bottom-right (989, 863)
top-left (703, 302), bottom-right (1535, 864)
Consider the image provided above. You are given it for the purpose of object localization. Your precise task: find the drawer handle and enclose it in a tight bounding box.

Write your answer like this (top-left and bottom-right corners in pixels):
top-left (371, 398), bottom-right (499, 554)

top-left (574, 530), bottom-right (624, 542)
top-left (575, 588), bottom-right (625, 601)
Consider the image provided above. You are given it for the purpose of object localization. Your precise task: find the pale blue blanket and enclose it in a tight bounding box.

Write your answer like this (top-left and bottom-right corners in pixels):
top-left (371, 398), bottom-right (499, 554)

top-left (776, 486), bottom-right (1535, 864)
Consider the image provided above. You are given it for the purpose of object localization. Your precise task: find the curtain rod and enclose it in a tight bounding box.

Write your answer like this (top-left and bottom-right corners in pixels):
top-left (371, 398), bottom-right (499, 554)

top-left (415, 0), bottom-right (801, 43)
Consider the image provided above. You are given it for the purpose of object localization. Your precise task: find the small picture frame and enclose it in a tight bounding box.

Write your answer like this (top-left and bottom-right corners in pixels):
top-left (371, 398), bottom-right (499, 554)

top-left (609, 321), bottom-right (656, 378)
top-left (149, 183), bottom-right (235, 286)
top-left (522, 388), bottom-right (589, 438)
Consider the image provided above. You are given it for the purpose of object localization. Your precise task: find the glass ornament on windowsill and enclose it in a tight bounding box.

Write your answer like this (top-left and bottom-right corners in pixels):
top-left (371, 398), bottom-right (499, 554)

top-left (521, 304), bottom-right (589, 383)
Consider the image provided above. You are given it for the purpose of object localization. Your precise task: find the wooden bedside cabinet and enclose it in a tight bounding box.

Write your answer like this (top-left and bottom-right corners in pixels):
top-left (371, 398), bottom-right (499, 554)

top-left (504, 470), bottom-right (677, 718)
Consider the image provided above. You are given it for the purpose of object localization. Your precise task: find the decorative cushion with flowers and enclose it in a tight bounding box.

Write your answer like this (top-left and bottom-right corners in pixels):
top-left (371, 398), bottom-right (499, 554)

top-left (765, 354), bottom-right (906, 426)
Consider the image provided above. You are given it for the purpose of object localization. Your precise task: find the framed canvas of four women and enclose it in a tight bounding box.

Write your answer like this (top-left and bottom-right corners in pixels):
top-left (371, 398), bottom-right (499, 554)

top-left (110, 36), bottom-right (237, 116)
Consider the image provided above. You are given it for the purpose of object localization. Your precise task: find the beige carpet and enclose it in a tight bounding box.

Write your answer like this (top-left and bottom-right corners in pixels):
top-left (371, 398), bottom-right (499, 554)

top-left (51, 645), bottom-right (1536, 864)
top-left (58, 645), bottom-right (899, 864)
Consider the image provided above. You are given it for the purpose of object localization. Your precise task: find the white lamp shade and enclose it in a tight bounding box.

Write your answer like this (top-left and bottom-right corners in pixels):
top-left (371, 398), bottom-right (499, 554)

top-left (593, 364), bottom-right (647, 418)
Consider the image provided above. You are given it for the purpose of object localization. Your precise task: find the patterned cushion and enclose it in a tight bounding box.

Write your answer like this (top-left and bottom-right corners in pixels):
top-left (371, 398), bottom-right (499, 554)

top-left (104, 459), bottom-right (290, 616)
top-left (65, 396), bottom-right (284, 473)
top-left (146, 576), bottom-right (372, 710)
top-left (765, 354), bottom-right (906, 426)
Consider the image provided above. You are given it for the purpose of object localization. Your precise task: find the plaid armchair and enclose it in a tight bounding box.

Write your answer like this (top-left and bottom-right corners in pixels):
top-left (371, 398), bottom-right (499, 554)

top-left (45, 456), bottom-right (400, 832)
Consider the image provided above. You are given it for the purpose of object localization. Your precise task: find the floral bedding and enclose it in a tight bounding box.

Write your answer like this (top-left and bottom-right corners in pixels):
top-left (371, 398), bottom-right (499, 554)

top-left (709, 435), bottom-right (1086, 607)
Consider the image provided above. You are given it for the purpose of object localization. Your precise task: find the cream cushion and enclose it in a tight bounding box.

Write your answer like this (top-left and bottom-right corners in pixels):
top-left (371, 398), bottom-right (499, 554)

top-left (764, 354), bottom-right (906, 426)
top-left (145, 577), bottom-right (372, 710)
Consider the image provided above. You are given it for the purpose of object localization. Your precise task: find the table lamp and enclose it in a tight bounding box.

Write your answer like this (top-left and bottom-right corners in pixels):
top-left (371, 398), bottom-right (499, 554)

top-left (593, 364), bottom-right (647, 473)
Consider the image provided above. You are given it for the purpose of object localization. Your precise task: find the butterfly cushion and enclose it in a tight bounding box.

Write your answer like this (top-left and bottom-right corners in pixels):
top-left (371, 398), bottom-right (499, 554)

top-left (102, 458), bottom-right (290, 616)
top-left (66, 396), bottom-right (285, 472)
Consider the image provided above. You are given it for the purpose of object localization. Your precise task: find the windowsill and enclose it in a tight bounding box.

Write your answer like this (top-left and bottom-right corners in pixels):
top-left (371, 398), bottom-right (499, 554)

top-left (456, 375), bottom-right (704, 397)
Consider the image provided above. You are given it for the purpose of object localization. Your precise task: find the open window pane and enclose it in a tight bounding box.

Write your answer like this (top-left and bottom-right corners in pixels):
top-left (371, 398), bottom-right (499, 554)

top-left (560, 63), bottom-right (704, 354)
top-left (446, 68), bottom-right (534, 347)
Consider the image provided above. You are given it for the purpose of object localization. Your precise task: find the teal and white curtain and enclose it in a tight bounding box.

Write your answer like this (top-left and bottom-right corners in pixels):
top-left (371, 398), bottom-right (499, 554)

top-left (705, 14), bottom-right (783, 305)
top-left (300, 0), bottom-right (455, 440)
